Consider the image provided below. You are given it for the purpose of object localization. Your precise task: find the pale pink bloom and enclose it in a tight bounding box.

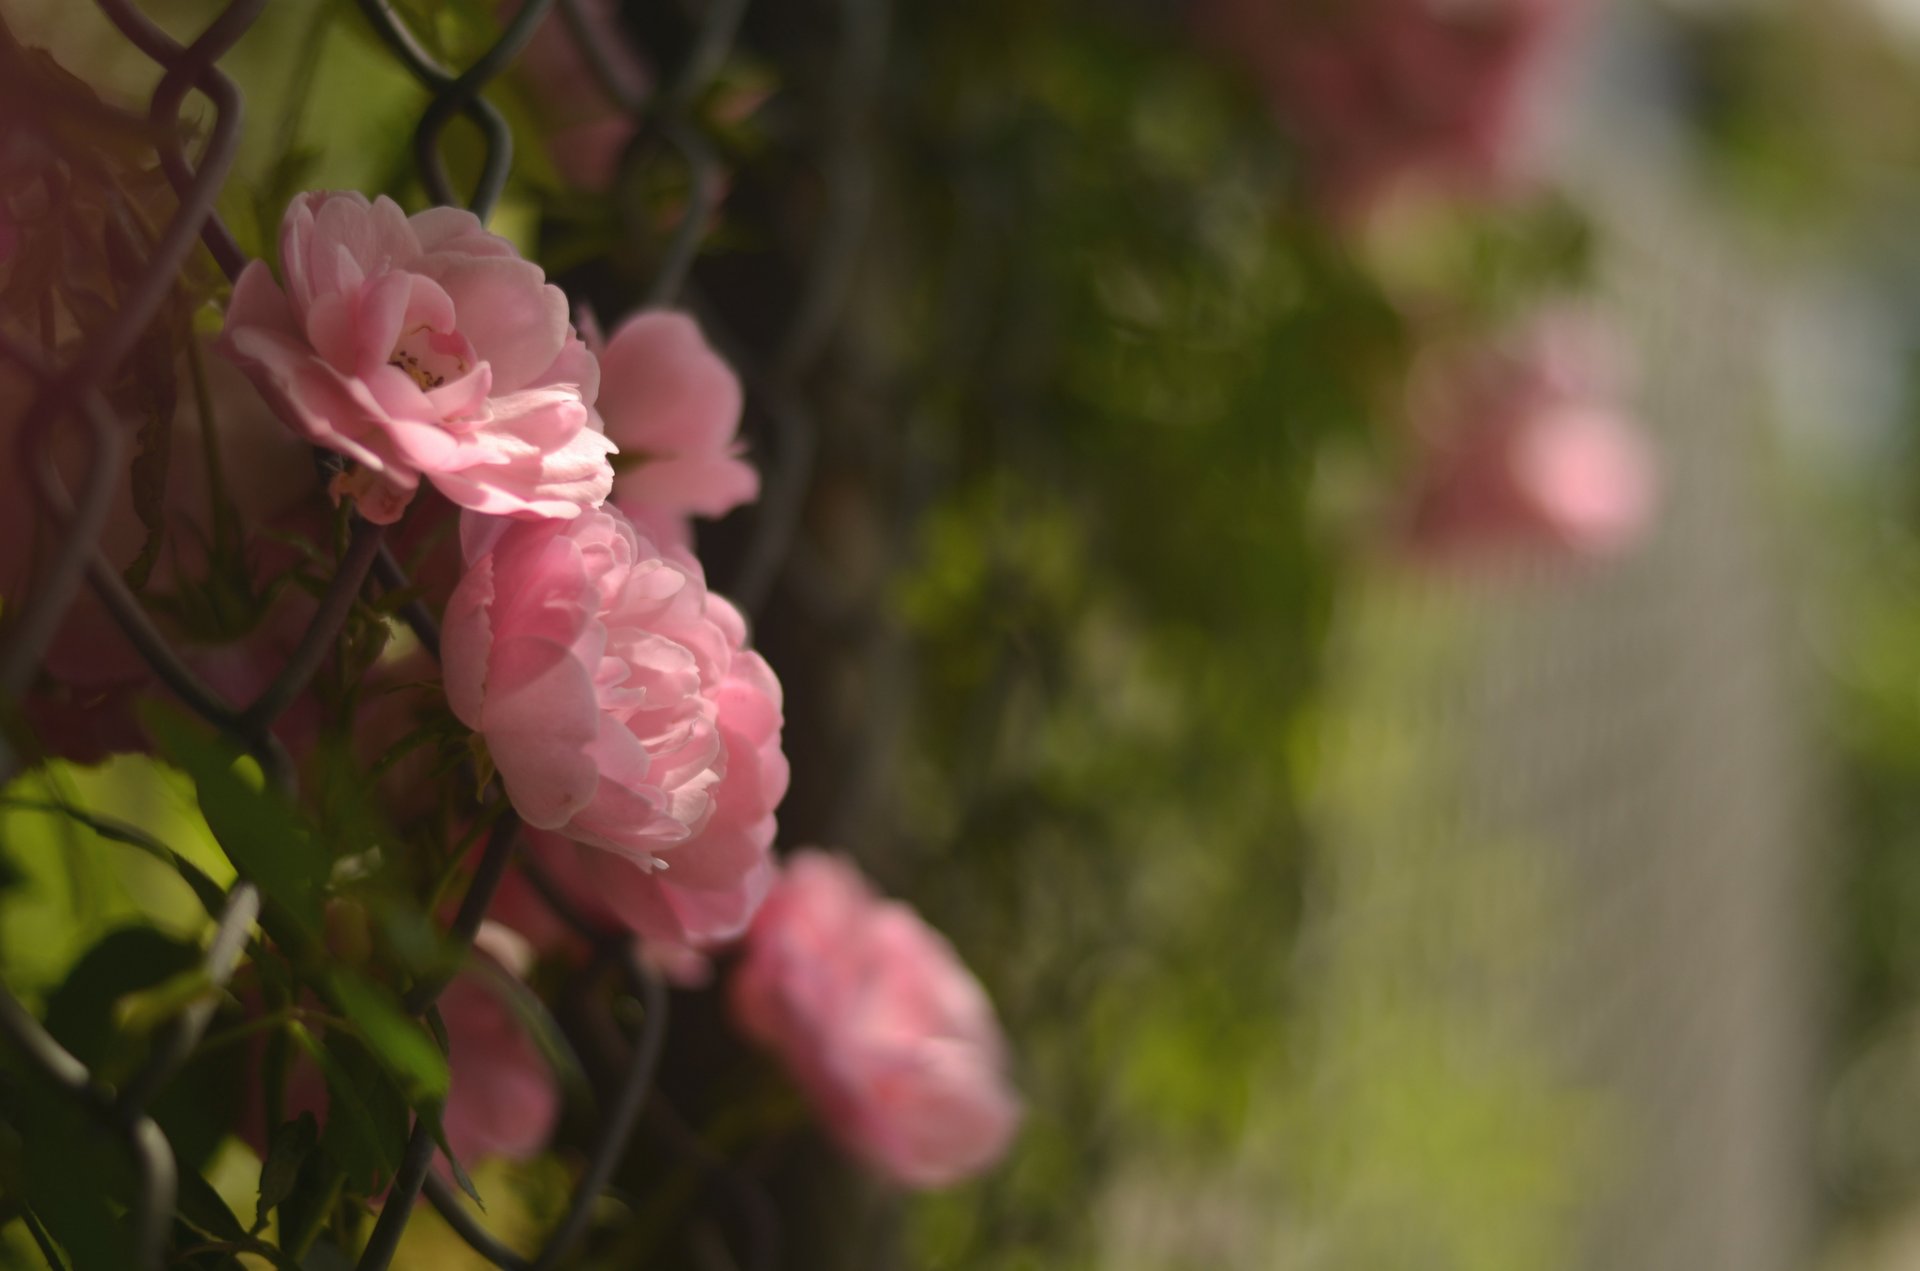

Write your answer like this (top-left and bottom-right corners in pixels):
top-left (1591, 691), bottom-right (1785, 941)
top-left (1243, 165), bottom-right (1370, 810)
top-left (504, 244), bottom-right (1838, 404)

top-left (437, 922), bottom-right (561, 1168)
top-left (1401, 311), bottom-right (1657, 561)
top-left (443, 505), bottom-right (785, 894)
top-left (218, 191), bottom-right (615, 525)
top-left (1194, 0), bottom-right (1584, 217)
top-left (511, 0), bottom-right (650, 191)
top-left (730, 852), bottom-right (1022, 1189)
top-left (527, 822), bottom-right (778, 948)
top-left (594, 311), bottom-right (758, 551)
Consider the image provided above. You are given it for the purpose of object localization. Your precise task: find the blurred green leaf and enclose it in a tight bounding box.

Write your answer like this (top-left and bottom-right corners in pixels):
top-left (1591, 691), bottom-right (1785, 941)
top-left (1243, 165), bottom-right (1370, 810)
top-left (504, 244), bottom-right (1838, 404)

top-left (0, 795), bottom-right (231, 920)
top-left (326, 971), bottom-right (448, 1107)
top-left (257, 1112), bottom-right (319, 1233)
top-left (289, 1023), bottom-right (407, 1193)
top-left (424, 1109), bottom-right (481, 1208)
top-left (114, 966), bottom-right (221, 1039)
top-left (141, 703), bottom-right (328, 943)
top-left (175, 1164), bottom-right (250, 1245)
top-left (42, 926), bottom-right (199, 1074)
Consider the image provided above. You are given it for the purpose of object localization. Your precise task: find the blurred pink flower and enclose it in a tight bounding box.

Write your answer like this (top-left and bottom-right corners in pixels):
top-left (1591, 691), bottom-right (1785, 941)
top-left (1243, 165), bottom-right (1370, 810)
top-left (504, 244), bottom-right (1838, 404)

top-left (594, 310), bottom-right (758, 551)
top-left (219, 192), bottom-right (615, 525)
top-left (511, 0), bottom-right (650, 191)
top-left (443, 505), bottom-right (785, 897)
top-left (730, 852), bottom-right (1022, 1189)
top-left (1401, 310), bottom-right (1657, 561)
top-left (1195, 0), bottom-right (1583, 216)
top-left (437, 923), bottom-right (561, 1168)
top-left (0, 348), bottom-right (320, 762)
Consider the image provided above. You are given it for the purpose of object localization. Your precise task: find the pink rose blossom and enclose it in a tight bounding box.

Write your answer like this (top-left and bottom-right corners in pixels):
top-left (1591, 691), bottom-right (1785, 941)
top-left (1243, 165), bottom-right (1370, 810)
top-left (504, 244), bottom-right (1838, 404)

top-left (1401, 310), bottom-right (1657, 561)
top-left (594, 311), bottom-right (758, 551)
top-left (443, 505), bottom-right (786, 905)
top-left (218, 191), bottom-right (615, 525)
top-left (1194, 0), bottom-right (1585, 217)
top-left (730, 852), bottom-right (1022, 1189)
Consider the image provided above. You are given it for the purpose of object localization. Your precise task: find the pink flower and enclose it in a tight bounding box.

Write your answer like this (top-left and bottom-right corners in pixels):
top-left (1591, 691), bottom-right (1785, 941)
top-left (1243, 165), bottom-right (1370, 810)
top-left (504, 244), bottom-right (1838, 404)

top-left (594, 311), bottom-right (758, 551)
top-left (443, 505), bottom-right (786, 900)
top-left (1401, 311), bottom-right (1657, 561)
top-left (436, 923), bottom-right (560, 1167)
top-left (526, 822), bottom-right (778, 951)
top-left (218, 192), bottom-right (615, 525)
top-left (1194, 0), bottom-right (1585, 217)
top-left (511, 0), bottom-right (651, 191)
top-left (730, 852), bottom-right (1022, 1189)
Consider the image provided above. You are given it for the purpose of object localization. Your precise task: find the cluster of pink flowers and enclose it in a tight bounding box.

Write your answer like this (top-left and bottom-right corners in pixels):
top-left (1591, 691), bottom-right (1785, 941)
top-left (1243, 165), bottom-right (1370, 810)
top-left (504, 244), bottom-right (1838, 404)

top-left (1398, 309), bottom-right (1657, 563)
top-left (1193, 0), bottom-right (1586, 217)
top-left (207, 192), bottom-right (1020, 1190)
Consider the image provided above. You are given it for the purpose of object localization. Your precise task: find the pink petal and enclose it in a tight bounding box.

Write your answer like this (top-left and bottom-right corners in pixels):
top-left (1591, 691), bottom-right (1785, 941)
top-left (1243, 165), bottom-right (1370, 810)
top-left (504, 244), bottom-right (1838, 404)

top-left (424, 255), bottom-right (568, 394)
top-left (482, 634), bottom-right (602, 828)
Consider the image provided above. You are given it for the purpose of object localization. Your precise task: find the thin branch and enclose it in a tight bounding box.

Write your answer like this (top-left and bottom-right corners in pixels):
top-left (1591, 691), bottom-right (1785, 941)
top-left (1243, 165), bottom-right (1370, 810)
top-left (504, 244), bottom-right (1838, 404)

top-left (532, 955), bottom-right (668, 1270)
top-left (353, 1114), bottom-right (439, 1271)
top-left (422, 1174), bottom-right (533, 1271)
top-left (238, 516), bottom-right (385, 734)
top-left (374, 544), bottom-right (441, 661)
top-left (404, 813), bottom-right (521, 1014)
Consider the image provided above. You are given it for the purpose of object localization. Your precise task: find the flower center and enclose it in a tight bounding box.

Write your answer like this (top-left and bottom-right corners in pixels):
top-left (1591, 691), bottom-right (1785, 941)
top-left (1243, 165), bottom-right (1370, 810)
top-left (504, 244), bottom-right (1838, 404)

top-left (388, 325), bottom-right (471, 391)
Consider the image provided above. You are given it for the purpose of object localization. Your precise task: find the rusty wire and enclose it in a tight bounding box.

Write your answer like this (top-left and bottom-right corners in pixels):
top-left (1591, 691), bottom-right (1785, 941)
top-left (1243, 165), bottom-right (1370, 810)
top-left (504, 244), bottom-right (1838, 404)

top-left (0, 0), bottom-right (826, 1264)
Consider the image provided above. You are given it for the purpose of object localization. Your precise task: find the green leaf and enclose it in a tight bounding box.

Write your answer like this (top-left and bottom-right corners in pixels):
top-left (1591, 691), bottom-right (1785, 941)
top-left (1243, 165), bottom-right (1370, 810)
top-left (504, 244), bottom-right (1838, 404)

top-left (257, 1112), bottom-right (319, 1231)
top-left (0, 794), bottom-right (232, 920)
top-left (5, 1072), bottom-right (141, 1271)
top-left (176, 1168), bottom-right (306, 1271)
top-left (113, 965), bottom-right (219, 1038)
top-left (326, 971), bottom-right (449, 1105)
top-left (38, 927), bottom-right (243, 1169)
top-left (289, 1024), bottom-right (406, 1192)
top-left (141, 703), bottom-right (329, 943)
top-left (42, 927), bottom-right (199, 1072)
top-left (423, 1108), bottom-right (482, 1208)
top-left (175, 1166), bottom-right (248, 1242)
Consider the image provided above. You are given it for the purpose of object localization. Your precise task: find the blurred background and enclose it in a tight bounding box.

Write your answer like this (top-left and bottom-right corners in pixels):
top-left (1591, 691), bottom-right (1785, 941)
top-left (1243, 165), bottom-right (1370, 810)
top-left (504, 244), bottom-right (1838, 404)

top-left (9, 0), bottom-right (1920, 1267)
